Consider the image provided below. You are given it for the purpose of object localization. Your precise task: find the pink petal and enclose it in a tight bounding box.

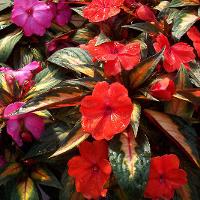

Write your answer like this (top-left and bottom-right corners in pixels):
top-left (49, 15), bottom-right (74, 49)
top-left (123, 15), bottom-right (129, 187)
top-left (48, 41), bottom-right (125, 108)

top-left (3, 102), bottom-right (25, 120)
top-left (23, 17), bottom-right (46, 36)
top-left (7, 119), bottom-right (23, 146)
top-left (23, 61), bottom-right (42, 74)
top-left (11, 8), bottom-right (28, 26)
top-left (24, 113), bottom-right (44, 140)
top-left (11, 70), bottom-right (33, 86)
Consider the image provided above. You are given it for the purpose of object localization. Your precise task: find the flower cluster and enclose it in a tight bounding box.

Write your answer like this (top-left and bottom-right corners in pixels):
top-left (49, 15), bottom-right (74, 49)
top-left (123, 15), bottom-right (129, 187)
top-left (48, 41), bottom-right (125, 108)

top-left (11, 0), bottom-right (71, 36)
top-left (1, 0), bottom-right (199, 199)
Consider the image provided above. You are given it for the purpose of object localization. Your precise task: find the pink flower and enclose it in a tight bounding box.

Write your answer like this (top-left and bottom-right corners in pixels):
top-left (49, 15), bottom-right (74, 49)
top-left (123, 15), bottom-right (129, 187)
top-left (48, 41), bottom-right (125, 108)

top-left (0, 61), bottom-right (42, 87)
top-left (3, 102), bottom-right (44, 146)
top-left (11, 0), bottom-right (53, 36)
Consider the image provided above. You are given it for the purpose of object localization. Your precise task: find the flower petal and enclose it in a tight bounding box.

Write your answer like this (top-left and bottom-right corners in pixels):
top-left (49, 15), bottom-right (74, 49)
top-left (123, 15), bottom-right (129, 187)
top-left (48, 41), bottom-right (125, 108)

top-left (24, 113), bottom-right (44, 140)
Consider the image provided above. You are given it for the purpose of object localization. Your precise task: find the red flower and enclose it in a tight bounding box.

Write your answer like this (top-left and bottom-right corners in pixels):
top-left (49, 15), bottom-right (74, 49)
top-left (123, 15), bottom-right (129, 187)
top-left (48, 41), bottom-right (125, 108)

top-left (187, 26), bottom-right (200, 58)
top-left (149, 77), bottom-right (176, 101)
top-left (80, 38), bottom-right (141, 76)
top-left (80, 82), bottom-right (132, 140)
top-left (68, 140), bottom-right (112, 199)
top-left (83, 0), bottom-right (124, 22)
top-left (136, 5), bottom-right (156, 23)
top-left (144, 154), bottom-right (187, 200)
top-left (154, 34), bottom-right (195, 72)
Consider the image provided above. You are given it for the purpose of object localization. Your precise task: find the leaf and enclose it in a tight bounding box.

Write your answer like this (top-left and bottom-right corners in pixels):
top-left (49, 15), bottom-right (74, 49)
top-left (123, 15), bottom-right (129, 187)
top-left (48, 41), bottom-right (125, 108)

top-left (0, 0), bottom-right (12, 11)
top-left (25, 66), bottom-right (65, 100)
top-left (172, 10), bottom-right (199, 40)
top-left (49, 123), bottom-right (89, 158)
top-left (109, 127), bottom-right (151, 200)
top-left (176, 89), bottom-right (200, 105)
top-left (129, 49), bottom-right (164, 89)
top-left (0, 162), bottom-right (22, 185)
top-left (59, 169), bottom-right (75, 200)
top-left (144, 109), bottom-right (200, 168)
top-left (72, 26), bottom-right (96, 44)
top-left (0, 29), bottom-right (23, 63)
top-left (170, 0), bottom-right (200, 7)
top-left (12, 177), bottom-right (39, 200)
top-left (123, 22), bottom-right (159, 33)
top-left (0, 13), bottom-right (11, 30)
top-left (24, 122), bottom-right (71, 159)
top-left (176, 185), bottom-right (192, 200)
top-left (95, 32), bottom-right (111, 46)
top-left (130, 102), bottom-right (141, 137)
top-left (48, 47), bottom-right (95, 77)
top-left (13, 84), bottom-right (88, 115)
top-left (71, 6), bottom-right (85, 17)
top-left (31, 167), bottom-right (62, 189)
top-left (165, 66), bottom-right (194, 118)
top-left (154, 1), bottom-right (170, 11)
top-left (189, 63), bottom-right (200, 87)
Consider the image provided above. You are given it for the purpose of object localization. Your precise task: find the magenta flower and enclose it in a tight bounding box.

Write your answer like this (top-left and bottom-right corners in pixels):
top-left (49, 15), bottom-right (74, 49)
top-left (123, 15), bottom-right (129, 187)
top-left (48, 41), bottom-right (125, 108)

top-left (48, 0), bottom-right (72, 26)
top-left (11, 0), bottom-right (53, 36)
top-left (0, 61), bottom-right (42, 87)
top-left (3, 102), bottom-right (44, 146)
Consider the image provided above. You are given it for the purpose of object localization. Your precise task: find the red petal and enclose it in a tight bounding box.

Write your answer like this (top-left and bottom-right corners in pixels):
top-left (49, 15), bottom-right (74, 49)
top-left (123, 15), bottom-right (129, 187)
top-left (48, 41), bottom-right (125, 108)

top-left (187, 26), bottom-right (200, 42)
top-left (98, 159), bottom-right (112, 175)
top-left (92, 81), bottom-right (109, 99)
top-left (144, 179), bottom-right (174, 200)
top-left (67, 156), bottom-right (92, 179)
top-left (161, 154), bottom-right (180, 172)
top-left (165, 169), bottom-right (187, 189)
top-left (194, 42), bottom-right (200, 58)
top-left (154, 34), bottom-right (170, 52)
top-left (83, 0), bottom-right (124, 22)
top-left (171, 42), bottom-right (195, 64)
top-left (104, 59), bottom-right (122, 76)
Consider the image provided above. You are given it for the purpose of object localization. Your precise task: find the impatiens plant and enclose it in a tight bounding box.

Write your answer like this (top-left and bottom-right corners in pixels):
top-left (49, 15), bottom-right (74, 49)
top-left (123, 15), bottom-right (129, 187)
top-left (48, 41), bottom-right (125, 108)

top-left (0, 0), bottom-right (200, 199)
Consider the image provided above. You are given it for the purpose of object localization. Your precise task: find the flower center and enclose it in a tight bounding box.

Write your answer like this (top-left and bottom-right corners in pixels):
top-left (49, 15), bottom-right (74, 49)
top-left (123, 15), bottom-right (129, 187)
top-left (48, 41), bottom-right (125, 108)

top-left (105, 105), bottom-right (112, 115)
top-left (159, 174), bottom-right (165, 183)
top-left (91, 165), bottom-right (99, 173)
top-left (26, 8), bottom-right (33, 15)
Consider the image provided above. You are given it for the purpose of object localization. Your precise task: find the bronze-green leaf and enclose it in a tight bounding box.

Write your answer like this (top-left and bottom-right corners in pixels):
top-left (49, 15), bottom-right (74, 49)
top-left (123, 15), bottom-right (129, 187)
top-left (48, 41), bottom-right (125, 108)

top-left (12, 177), bottom-right (39, 200)
top-left (109, 127), bottom-right (151, 200)
top-left (170, 0), bottom-right (200, 7)
top-left (0, 162), bottom-right (22, 185)
top-left (31, 167), bottom-right (61, 189)
top-left (0, 29), bottom-right (23, 63)
top-left (50, 124), bottom-right (89, 158)
top-left (48, 47), bottom-right (95, 77)
top-left (129, 49), bottom-right (164, 89)
top-left (144, 109), bottom-right (200, 168)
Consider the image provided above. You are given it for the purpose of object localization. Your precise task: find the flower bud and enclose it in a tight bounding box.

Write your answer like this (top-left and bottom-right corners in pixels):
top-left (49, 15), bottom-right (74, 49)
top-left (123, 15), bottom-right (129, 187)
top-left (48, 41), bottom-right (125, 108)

top-left (149, 78), bottom-right (175, 101)
top-left (136, 5), bottom-right (156, 22)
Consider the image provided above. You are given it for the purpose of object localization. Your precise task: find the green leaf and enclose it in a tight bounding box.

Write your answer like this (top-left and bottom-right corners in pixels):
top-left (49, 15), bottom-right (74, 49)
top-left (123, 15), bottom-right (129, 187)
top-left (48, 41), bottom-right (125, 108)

top-left (130, 102), bottom-right (141, 137)
top-left (24, 122), bottom-right (72, 159)
top-left (129, 49), bottom-right (164, 89)
top-left (95, 32), bottom-right (111, 46)
top-left (0, 29), bottom-right (23, 63)
top-left (109, 127), bottom-right (151, 200)
top-left (72, 26), bottom-right (96, 44)
top-left (165, 66), bottom-right (194, 118)
top-left (123, 22), bottom-right (159, 33)
top-left (71, 6), bottom-right (85, 17)
top-left (31, 167), bottom-right (62, 189)
top-left (144, 109), bottom-right (200, 168)
top-left (12, 177), bottom-right (39, 200)
top-left (0, 13), bottom-right (11, 30)
top-left (48, 47), bottom-right (95, 77)
top-left (13, 83), bottom-right (88, 115)
top-left (0, 163), bottom-right (22, 186)
top-left (170, 0), bottom-right (200, 7)
top-left (0, 0), bottom-right (12, 11)
top-left (25, 66), bottom-right (65, 100)
top-left (59, 169), bottom-right (75, 200)
top-left (172, 10), bottom-right (199, 40)
top-left (176, 88), bottom-right (200, 105)
top-left (49, 123), bottom-right (89, 158)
